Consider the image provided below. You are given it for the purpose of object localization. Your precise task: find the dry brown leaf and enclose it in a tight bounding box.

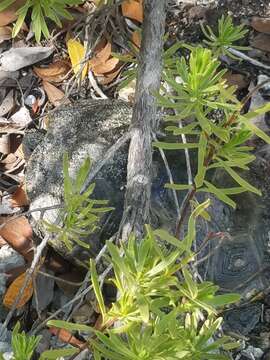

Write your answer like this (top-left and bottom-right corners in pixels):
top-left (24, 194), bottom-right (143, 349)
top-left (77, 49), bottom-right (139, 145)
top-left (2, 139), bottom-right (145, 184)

top-left (97, 66), bottom-right (123, 85)
top-left (0, 0), bottom-right (26, 27)
top-left (121, 0), bottom-right (143, 23)
top-left (223, 71), bottom-right (249, 90)
top-left (89, 42), bottom-right (112, 68)
top-left (132, 30), bottom-right (141, 48)
top-left (3, 271), bottom-right (33, 309)
top-left (0, 26), bottom-right (12, 43)
top-left (34, 60), bottom-right (71, 83)
top-left (11, 184), bottom-right (29, 207)
top-left (43, 81), bottom-right (70, 107)
top-left (0, 235), bottom-right (7, 247)
top-left (93, 57), bottom-right (119, 75)
top-left (0, 216), bottom-right (33, 260)
top-left (49, 327), bottom-right (85, 348)
top-left (251, 17), bottom-right (270, 34)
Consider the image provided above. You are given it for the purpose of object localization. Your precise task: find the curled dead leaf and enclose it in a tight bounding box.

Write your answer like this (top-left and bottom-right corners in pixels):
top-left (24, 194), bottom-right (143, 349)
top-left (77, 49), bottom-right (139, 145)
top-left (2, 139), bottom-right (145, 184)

top-left (132, 30), bottom-right (141, 48)
top-left (34, 60), bottom-right (71, 83)
top-left (97, 65), bottom-right (123, 85)
top-left (0, 216), bottom-right (33, 261)
top-left (0, 0), bottom-right (26, 27)
top-left (89, 42), bottom-right (112, 68)
top-left (11, 184), bottom-right (29, 207)
top-left (3, 271), bottom-right (33, 309)
top-left (49, 327), bottom-right (85, 348)
top-left (43, 81), bottom-right (70, 107)
top-left (0, 26), bottom-right (12, 43)
top-left (121, 0), bottom-right (143, 23)
top-left (93, 57), bottom-right (119, 75)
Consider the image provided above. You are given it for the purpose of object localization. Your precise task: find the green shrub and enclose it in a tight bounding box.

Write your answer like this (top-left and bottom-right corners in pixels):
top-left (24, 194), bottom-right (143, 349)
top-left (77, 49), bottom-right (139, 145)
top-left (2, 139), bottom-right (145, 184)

top-left (0, 0), bottom-right (83, 42)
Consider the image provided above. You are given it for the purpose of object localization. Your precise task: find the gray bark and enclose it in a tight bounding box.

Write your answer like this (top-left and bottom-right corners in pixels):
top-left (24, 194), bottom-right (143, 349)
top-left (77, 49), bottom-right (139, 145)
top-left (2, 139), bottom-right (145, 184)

top-left (121, 0), bottom-right (166, 240)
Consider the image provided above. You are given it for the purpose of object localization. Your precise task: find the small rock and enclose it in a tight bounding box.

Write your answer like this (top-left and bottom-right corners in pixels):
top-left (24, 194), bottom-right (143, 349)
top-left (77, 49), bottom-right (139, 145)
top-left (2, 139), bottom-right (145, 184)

top-left (264, 309), bottom-right (270, 323)
top-left (251, 17), bottom-right (270, 34)
top-left (72, 303), bottom-right (94, 324)
top-left (0, 342), bottom-right (11, 354)
top-left (36, 329), bottom-right (52, 355)
top-left (0, 245), bottom-right (24, 272)
top-left (32, 269), bottom-right (54, 311)
top-left (242, 345), bottom-right (264, 359)
top-left (188, 5), bottom-right (207, 20)
top-left (251, 33), bottom-right (270, 53)
top-left (260, 332), bottom-right (270, 350)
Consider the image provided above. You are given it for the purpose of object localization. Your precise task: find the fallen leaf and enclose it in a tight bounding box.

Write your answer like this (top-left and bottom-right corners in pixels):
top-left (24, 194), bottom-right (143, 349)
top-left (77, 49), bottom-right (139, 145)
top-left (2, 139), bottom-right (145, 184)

top-left (93, 57), bottom-right (119, 75)
top-left (0, 235), bottom-right (7, 247)
top-left (34, 60), bottom-right (71, 83)
top-left (3, 271), bottom-right (33, 309)
top-left (251, 17), bottom-right (270, 34)
top-left (10, 106), bottom-right (32, 127)
top-left (132, 30), bottom-right (141, 48)
top-left (0, 216), bottom-right (33, 260)
top-left (0, 0), bottom-right (26, 27)
top-left (97, 66), bottom-right (123, 85)
top-left (49, 327), bottom-right (85, 348)
top-left (0, 26), bottom-right (12, 43)
top-left (122, 0), bottom-right (143, 23)
top-left (223, 72), bottom-right (249, 90)
top-left (251, 33), bottom-right (270, 53)
top-left (89, 42), bottom-right (112, 69)
top-left (0, 90), bottom-right (14, 116)
top-left (43, 81), bottom-right (70, 107)
top-left (11, 184), bottom-right (29, 207)
top-left (67, 39), bottom-right (88, 80)
top-left (0, 47), bottom-right (54, 72)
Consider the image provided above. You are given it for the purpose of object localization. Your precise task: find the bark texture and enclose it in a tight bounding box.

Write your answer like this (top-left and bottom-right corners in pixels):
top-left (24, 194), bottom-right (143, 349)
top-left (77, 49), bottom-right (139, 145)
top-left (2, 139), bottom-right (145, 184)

top-left (121, 0), bottom-right (166, 240)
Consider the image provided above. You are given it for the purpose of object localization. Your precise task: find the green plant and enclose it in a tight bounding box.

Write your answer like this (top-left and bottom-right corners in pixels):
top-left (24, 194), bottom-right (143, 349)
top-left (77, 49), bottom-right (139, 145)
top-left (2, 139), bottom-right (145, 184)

top-left (48, 219), bottom-right (240, 359)
top-left (35, 15), bottom-right (268, 360)
top-left (44, 153), bottom-right (113, 251)
top-left (0, 0), bottom-right (83, 42)
top-left (0, 322), bottom-right (41, 360)
top-left (201, 15), bottom-right (249, 57)
top-left (155, 46), bottom-right (270, 212)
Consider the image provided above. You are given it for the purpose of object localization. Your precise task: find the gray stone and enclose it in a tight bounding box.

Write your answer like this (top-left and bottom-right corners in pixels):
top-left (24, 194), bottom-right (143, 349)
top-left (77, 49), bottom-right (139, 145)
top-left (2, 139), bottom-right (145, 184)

top-left (32, 269), bottom-right (54, 311)
top-left (25, 100), bottom-right (180, 265)
top-left (0, 245), bottom-right (25, 272)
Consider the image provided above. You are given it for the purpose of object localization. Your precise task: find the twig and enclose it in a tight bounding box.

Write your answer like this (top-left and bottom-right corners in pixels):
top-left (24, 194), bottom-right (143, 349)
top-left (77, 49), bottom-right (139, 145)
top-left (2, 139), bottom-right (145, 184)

top-left (227, 47), bottom-right (270, 71)
top-left (152, 132), bottom-right (180, 217)
top-left (88, 71), bottom-right (108, 99)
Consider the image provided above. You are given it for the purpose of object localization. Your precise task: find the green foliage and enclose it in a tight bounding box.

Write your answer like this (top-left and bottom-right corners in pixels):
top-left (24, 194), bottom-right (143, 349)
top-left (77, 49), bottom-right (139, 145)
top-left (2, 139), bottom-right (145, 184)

top-left (49, 215), bottom-right (240, 359)
top-left (0, 0), bottom-right (83, 42)
top-left (42, 15), bottom-right (261, 360)
top-left (0, 322), bottom-right (41, 360)
top-left (155, 45), bottom-right (270, 209)
top-left (200, 15), bottom-right (249, 57)
top-left (44, 153), bottom-right (113, 251)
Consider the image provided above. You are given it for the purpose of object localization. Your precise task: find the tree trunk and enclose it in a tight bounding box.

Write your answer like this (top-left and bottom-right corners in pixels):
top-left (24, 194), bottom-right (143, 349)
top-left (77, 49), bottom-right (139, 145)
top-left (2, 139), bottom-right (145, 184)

top-left (121, 0), bottom-right (166, 241)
